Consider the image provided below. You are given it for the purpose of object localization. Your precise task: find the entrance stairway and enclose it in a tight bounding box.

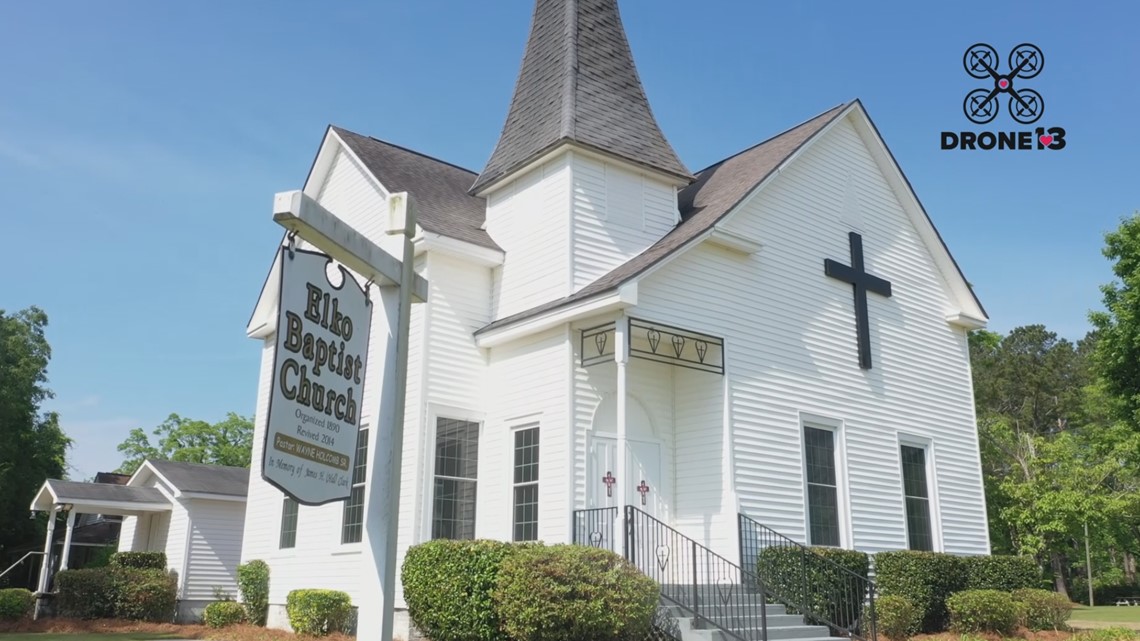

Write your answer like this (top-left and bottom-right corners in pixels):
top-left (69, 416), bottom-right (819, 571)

top-left (573, 506), bottom-right (875, 641)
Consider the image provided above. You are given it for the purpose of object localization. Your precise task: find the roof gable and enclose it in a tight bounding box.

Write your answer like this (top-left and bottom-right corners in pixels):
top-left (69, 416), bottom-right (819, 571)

top-left (134, 460), bottom-right (249, 498)
top-left (471, 0), bottom-right (692, 193)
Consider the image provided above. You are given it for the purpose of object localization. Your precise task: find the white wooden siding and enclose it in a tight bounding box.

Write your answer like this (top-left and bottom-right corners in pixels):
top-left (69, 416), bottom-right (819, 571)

top-left (571, 154), bottom-right (678, 290)
top-left (184, 499), bottom-right (246, 601)
top-left (633, 114), bottom-right (988, 556)
top-left (672, 366), bottom-right (734, 554)
top-left (480, 328), bottom-right (571, 543)
top-left (316, 147), bottom-right (402, 257)
top-left (486, 157), bottom-right (570, 319)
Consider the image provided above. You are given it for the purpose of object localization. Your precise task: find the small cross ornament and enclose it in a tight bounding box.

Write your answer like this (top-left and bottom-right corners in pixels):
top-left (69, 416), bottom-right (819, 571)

top-left (636, 480), bottom-right (650, 505)
top-left (602, 471), bottom-right (616, 497)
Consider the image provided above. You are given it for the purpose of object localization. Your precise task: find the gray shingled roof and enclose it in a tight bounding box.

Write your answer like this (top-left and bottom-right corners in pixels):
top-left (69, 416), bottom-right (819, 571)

top-left (470, 0), bottom-right (692, 193)
top-left (331, 127), bottom-right (499, 251)
top-left (147, 460), bottom-right (249, 497)
top-left (45, 479), bottom-right (168, 505)
top-left (476, 103), bottom-right (850, 334)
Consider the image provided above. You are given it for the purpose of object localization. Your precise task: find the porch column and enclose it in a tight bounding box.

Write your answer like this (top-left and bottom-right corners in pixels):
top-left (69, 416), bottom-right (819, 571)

top-left (59, 509), bottom-right (77, 571)
top-left (614, 314), bottom-right (629, 555)
top-left (36, 505), bottom-right (58, 595)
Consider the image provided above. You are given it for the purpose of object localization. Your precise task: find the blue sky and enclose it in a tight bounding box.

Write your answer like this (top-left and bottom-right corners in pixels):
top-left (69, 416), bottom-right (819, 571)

top-left (1, 1), bottom-right (1136, 480)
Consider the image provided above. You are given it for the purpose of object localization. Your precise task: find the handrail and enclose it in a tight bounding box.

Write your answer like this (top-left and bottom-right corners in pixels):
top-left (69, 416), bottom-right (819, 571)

top-left (739, 513), bottom-right (877, 641)
top-left (627, 506), bottom-right (768, 641)
top-left (0, 551), bottom-right (44, 582)
top-left (572, 506), bottom-right (618, 551)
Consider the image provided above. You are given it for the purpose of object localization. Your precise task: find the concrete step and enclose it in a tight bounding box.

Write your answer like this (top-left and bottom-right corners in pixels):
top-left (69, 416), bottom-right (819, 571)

top-left (659, 602), bottom-right (788, 618)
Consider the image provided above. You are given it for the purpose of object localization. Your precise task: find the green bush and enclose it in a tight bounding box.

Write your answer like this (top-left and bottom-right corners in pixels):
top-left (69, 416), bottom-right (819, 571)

top-left (1013, 588), bottom-right (1074, 630)
top-left (55, 568), bottom-right (115, 619)
top-left (874, 595), bottom-right (921, 641)
top-left (757, 546), bottom-right (870, 630)
top-left (204, 600), bottom-right (247, 628)
top-left (402, 539), bottom-right (519, 641)
top-left (963, 555), bottom-right (1040, 592)
top-left (84, 546), bottom-right (116, 569)
top-left (110, 567), bottom-right (178, 622)
top-left (875, 550), bottom-right (967, 632)
top-left (946, 589), bottom-right (1018, 635)
top-left (0, 588), bottom-right (34, 622)
top-left (237, 559), bottom-right (270, 626)
top-left (493, 544), bottom-right (659, 641)
top-left (286, 589), bottom-right (353, 636)
top-left (109, 551), bottom-right (167, 570)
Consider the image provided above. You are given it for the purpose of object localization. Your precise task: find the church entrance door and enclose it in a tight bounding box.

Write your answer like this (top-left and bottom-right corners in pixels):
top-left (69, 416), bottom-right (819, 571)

top-left (587, 435), bottom-right (663, 518)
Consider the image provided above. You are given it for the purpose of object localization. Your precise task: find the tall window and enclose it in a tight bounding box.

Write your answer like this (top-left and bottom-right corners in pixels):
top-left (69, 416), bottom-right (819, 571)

top-left (512, 426), bottom-right (539, 541)
top-left (280, 497), bottom-right (298, 549)
top-left (804, 426), bottom-right (841, 547)
top-left (341, 426), bottom-right (369, 544)
top-left (432, 418), bottom-right (480, 540)
top-left (901, 444), bottom-right (934, 551)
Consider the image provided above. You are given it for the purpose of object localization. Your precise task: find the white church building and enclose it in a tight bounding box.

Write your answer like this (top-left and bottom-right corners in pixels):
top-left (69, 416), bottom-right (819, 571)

top-left (240, 0), bottom-right (990, 636)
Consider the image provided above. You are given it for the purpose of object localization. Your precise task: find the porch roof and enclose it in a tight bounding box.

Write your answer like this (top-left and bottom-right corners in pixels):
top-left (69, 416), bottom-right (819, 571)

top-left (30, 479), bottom-right (171, 516)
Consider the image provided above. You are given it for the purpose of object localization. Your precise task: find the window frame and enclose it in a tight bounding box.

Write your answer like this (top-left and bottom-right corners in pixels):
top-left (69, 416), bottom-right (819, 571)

top-left (510, 423), bottom-right (540, 542)
top-left (340, 424), bottom-right (370, 545)
top-left (280, 496), bottom-right (299, 549)
top-left (896, 433), bottom-right (943, 552)
top-left (426, 413), bottom-right (482, 541)
top-left (799, 413), bottom-right (852, 548)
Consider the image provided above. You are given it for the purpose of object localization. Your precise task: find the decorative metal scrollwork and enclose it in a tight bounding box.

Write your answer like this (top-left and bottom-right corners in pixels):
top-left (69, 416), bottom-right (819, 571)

top-left (695, 340), bottom-right (708, 363)
top-left (656, 544), bottom-right (670, 571)
top-left (589, 531), bottom-right (603, 547)
top-left (647, 328), bottom-right (661, 353)
top-left (628, 318), bottom-right (724, 374)
top-left (580, 323), bottom-right (616, 367)
top-left (716, 577), bottom-right (734, 605)
top-left (671, 334), bottom-right (685, 357)
top-left (594, 331), bottom-right (608, 356)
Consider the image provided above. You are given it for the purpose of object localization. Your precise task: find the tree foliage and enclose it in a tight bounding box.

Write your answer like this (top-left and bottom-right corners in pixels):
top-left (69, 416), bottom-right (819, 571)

top-left (1091, 212), bottom-right (1140, 426)
top-left (0, 307), bottom-right (71, 555)
top-left (115, 412), bottom-right (253, 474)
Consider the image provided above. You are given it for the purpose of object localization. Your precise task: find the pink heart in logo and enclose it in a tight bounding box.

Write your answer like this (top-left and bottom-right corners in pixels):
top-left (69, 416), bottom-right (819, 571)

top-left (999, 79), bottom-right (1009, 88)
top-left (1039, 134), bottom-right (1054, 147)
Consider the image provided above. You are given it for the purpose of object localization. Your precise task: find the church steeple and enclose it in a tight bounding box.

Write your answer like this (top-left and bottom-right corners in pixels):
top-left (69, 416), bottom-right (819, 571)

top-left (470, 0), bottom-right (692, 194)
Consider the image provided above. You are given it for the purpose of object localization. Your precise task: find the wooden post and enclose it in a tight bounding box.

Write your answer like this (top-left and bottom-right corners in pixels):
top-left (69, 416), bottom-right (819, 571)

top-left (614, 313), bottom-right (629, 557)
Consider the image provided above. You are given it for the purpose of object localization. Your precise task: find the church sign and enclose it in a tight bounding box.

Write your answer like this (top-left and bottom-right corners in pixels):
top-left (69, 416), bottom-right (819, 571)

top-left (263, 244), bottom-right (372, 505)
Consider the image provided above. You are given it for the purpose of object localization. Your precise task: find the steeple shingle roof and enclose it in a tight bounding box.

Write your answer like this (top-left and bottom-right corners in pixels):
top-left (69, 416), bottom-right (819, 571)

top-left (470, 0), bottom-right (692, 193)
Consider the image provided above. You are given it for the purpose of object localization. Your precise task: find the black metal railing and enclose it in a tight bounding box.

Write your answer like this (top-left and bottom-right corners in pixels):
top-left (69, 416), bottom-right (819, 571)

top-left (572, 507), bottom-right (618, 551)
top-left (739, 513), bottom-right (877, 641)
top-left (627, 506), bottom-right (768, 641)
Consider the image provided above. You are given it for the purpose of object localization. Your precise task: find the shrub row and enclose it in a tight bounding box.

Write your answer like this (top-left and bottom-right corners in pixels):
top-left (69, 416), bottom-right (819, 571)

top-left (0, 588), bottom-right (34, 622)
top-left (401, 539), bottom-right (658, 641)
top-left (204, 601), bottom-right (246, 629)
top-left (109, 551), bottom-right (167, 570)
top-left (757, 547), bottom-right (870, 630)
top-left (56, 562), bottom-right (177, 622)
top-left (874, 551), bottom-right (1040, 632)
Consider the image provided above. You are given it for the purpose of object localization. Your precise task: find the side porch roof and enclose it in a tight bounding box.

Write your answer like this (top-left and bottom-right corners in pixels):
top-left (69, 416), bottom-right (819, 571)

top-left (30, 479), bottom-right (171, 516)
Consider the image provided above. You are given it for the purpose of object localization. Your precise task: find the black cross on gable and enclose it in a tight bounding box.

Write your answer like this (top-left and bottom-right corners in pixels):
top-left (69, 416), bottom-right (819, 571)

top-left (824, 232), bottom-right (893, 370)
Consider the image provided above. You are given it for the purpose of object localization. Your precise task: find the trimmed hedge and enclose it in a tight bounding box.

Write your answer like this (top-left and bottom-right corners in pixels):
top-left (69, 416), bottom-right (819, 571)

top-left (109, 551), bottom-right (166, 570)
top-left (401, 539), bottom-right (519, 641)
top-left (1014, 588), bottom-right (1074, 631)
top-left (237, 560), bottom-right (270, 626)
top-left (946, 589), bottom-right (1018, 635)
top-left (286, 589), bottom-right (353, 636)
top-left (204, 601), bottom-right (247, 628)
top-left (758, 546), bottom-right (870, 630)
top-left (493, 544), bottom-right (659, 641)
top-left (963, 555), bottom-right (1040, 592)
top-left (0, 588), bottom-right (34, 622)
top-left (875, 595), bottom-right (921, 641)
top-left (55, 568), bottom-right (115, 619)
top-left (111, 568), bottom-right (178, 622)
top-left (874, 551), bottom-right (966, 633)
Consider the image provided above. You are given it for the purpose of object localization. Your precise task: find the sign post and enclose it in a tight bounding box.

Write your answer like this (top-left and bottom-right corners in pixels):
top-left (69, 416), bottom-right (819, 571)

top-left (271, 190), bottom-right (420, 640)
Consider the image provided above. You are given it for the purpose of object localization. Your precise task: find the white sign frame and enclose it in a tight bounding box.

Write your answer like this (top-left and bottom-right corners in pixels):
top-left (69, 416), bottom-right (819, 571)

top-left (262, 245), bottom-right (372, 506)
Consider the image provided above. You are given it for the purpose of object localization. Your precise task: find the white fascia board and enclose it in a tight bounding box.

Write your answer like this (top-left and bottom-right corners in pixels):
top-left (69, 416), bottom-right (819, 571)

top-left (247, 248), bottom-right (283, 338)
top-left (946, 312), bottom-right (988, 330)
top-left (475, 283), bottom-right (638, 348)
top-left (414, 232), bottom-right (504, 267)
top-left (180, 492), bottom-right (247, 503)
top-left (29, 482), bottom-right (56, 511)
top-left (64, 501), bottom-right (171, 516)
top-left (707, 226), bottom-right (764, 255)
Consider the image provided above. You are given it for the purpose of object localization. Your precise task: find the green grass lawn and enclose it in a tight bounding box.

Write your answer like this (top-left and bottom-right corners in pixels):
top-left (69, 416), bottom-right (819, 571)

top-left (0, 629), bottom-right (184, 634)
top-left (1072, 605), bottom-right (1140, 626)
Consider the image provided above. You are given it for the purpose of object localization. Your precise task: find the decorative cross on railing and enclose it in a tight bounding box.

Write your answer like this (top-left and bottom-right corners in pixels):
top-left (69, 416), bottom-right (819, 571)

top-left (602, 471), bottom-right (616, 497)
top-left (636, 480), bottom-right (650, 505)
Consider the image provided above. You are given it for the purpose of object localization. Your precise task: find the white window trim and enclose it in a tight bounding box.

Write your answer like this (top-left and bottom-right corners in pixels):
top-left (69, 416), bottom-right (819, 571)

top-left (896, 433), bottom-right (944, 552)
top-left (798, 412), bottom-right (853, 549)
top-left (510, 421), bottom-right (541, 541)
top-left (419, 405), bottom-right (485, 543)
top-left (340, 422), bottom-right (370, 548)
